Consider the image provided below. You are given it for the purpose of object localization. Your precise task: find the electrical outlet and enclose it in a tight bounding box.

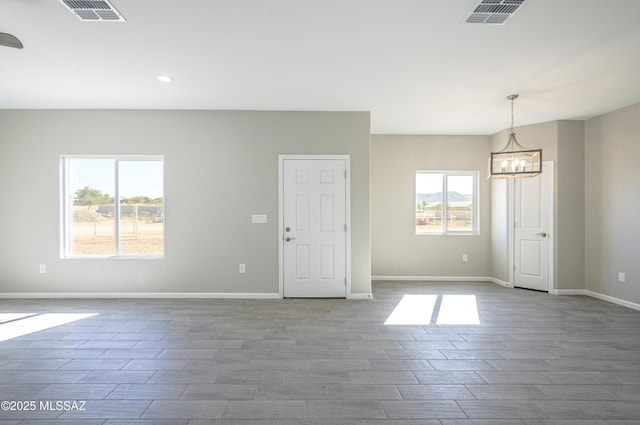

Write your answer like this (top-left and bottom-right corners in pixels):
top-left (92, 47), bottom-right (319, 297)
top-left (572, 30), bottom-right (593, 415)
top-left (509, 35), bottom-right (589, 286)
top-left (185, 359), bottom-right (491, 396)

top-left (239, 264), bottom-right (246, 274)
top-left (462, 254), bottom-right (469, 263)
top-left (618, 272), bottom-right (626, 283)
top-left (39, 264), bottom-right (46, 274)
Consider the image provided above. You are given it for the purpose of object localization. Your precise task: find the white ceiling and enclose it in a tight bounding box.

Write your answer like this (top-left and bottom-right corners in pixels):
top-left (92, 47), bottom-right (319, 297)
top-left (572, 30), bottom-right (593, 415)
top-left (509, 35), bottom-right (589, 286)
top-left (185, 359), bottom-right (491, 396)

top-left (2, 0), bottom-right (640, 135)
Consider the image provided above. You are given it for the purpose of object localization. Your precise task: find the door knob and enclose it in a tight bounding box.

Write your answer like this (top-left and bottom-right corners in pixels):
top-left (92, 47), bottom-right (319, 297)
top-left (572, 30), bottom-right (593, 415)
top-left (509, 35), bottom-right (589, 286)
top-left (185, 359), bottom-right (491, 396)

top-left (285, 237), bottom-right (296, 242)
top-left (536, 232), bottom-right (547, 237)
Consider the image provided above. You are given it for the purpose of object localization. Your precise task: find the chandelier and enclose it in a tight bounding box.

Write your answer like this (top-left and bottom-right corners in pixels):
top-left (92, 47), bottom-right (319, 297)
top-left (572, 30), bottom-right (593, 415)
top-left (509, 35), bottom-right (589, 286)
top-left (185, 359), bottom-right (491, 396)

top-left (488, 94), bottom-right (542, 179)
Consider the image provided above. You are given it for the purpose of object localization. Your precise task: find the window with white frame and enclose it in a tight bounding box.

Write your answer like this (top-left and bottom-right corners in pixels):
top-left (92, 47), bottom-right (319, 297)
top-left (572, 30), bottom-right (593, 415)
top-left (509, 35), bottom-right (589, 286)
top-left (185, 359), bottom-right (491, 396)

top-left (61, 156), bottom-right (164, 258)
top-left (415, 170), bottom-right (478, 235)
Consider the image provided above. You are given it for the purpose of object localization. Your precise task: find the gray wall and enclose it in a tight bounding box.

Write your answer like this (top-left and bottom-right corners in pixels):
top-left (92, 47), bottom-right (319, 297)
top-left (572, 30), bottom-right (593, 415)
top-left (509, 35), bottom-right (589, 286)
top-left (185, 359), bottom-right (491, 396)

top-left (0, 110), bottom-right (372, 296)
top-left (490, 178), bottom-right (509, 284)
top-left (585, 103), bottom-right (640, 304)
top-left (557, 120), bottom-right (585, 290)
top-left (371, 135), bottom-right (492, 279)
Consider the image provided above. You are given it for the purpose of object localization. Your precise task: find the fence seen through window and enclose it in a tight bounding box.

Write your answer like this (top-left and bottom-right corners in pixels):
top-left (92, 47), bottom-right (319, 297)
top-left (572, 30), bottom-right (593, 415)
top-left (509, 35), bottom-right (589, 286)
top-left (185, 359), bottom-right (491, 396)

top-left (62, 156), bottom-right (164, 257)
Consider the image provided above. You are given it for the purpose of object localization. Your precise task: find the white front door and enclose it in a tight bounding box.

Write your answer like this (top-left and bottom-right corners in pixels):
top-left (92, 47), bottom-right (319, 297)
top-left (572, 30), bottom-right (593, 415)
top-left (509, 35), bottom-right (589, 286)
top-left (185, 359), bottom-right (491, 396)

top-left (281, 157), bottom-right (348, 298)
top-left (514, 162), bottom-right (553, 292)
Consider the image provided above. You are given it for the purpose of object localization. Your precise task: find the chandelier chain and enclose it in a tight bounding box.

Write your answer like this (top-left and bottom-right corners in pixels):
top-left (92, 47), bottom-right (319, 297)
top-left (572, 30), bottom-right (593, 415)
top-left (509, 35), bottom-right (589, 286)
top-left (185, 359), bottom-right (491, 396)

top-left (507, 93), bottom-right (518, 135)
top-left (511, 97), bottom-right (515, 134)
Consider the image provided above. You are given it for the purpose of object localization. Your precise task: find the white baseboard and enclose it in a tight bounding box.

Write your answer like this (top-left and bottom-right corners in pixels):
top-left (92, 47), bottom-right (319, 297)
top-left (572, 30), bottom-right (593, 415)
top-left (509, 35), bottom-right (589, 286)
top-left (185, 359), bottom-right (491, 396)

top-left (372, 276), bottom-right (493, 282)
top-left (0, 292), bottom-right (282, 299)
top-left (372, 276), bottom-right (511, 289)
top-left (584, 290), bottom-right (640, 311)
top-left (0, 292), bottom-right (373, 301)
top-left (489, 277), bottom-right (513, 288)
top-left (549, 289), bottom-right (640, 311)
top-left (4, 287), bottom-right (638, 311)
top-left (550, 289), bottom-right (585, 296)
top-left (348, 293), bottom-right (373, 300)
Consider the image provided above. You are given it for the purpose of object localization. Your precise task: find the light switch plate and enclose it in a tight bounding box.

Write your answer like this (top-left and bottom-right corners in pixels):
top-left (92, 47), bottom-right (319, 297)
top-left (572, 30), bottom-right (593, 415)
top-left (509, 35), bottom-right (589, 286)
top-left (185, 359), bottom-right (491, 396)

top-left (251, 214), bottom-right (268, 224)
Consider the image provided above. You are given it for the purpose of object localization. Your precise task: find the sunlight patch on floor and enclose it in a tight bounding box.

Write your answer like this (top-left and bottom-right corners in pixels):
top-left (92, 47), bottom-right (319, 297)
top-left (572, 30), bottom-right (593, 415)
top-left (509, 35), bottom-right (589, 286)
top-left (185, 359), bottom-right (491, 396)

top-left (384, 294), bottom-right (437, 325)
top-left (436, 294), bottom-right (480, 325)
top-left (384, 294), bottom-right (480, 325)
top-left (0, 313), bottom-right (99, 342)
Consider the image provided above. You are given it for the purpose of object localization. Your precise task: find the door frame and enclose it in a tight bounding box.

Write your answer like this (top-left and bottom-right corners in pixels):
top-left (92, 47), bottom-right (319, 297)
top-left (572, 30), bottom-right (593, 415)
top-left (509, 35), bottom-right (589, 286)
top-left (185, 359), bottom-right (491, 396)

top-left (509, 160), bottom-right (554, 292)
top-left (278, 154), bottom-right (351, 298)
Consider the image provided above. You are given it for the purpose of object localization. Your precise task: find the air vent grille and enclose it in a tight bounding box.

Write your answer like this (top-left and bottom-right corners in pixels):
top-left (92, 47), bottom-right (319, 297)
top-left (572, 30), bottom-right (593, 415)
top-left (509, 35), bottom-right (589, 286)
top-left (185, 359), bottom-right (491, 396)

top-left (59, 0), bottom-right (126, 22)
top-left (466, 0), bottom-right (525, 24)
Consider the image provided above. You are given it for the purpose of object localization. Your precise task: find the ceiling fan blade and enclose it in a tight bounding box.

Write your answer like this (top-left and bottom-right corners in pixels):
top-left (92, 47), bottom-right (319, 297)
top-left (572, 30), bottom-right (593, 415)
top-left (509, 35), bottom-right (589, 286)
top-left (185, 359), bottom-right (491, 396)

top-left (0, 32), bottom-right (23, 49)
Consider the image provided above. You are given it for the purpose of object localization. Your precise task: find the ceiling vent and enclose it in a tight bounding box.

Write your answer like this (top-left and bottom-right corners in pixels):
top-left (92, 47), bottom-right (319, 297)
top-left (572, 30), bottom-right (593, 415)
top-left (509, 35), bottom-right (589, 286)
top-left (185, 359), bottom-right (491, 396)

top-left (466, 0), bottom-right (525, 24)
top-left (59, 0), bottom-right (126, 22)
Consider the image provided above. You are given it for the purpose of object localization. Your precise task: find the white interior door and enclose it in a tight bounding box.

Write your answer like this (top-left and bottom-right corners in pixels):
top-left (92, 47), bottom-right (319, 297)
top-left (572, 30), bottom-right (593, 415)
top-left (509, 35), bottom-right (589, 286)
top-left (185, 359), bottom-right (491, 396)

top-left (282, 158), bottom-right (348, 298)
top-left (514, 162), bottom-right (553, 292)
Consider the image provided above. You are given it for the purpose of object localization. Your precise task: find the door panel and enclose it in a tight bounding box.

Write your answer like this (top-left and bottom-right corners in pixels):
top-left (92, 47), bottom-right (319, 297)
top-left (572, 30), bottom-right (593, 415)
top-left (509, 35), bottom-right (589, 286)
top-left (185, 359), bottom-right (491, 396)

top-left (296, 195), bottom-right (309, 231)
top-left (514, 163), bottom-right (552, 292)
top-left (296, 245), bottom-right (310, 280)
top-left (283, 159), bottom-right (347, 298)
top-left (520, 176), bottom-right (542, 227)
top-left (320, 244), bottom-right (335, 279)
top-left (519, 240), bottom-right (543, 277)
top-left (320, 195), bottom-right (334, 232)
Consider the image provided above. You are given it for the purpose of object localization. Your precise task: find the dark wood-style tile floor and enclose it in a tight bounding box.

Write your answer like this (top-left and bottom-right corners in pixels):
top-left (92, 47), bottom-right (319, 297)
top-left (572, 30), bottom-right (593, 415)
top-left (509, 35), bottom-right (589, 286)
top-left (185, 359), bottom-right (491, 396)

top-left (1, 281), bottom-right (640, 424)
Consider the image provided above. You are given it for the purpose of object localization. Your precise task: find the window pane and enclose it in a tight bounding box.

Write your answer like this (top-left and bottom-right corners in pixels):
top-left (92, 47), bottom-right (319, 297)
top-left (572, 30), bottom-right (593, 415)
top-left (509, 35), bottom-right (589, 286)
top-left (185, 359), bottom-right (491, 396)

top-left (68, 158), bottom-right (115, 256)
top-left (447, 175), bottom-right (473, 232)
top-left (416, 173), bottom-right (443, 233)
top-left (118, 160), bottom-right (164, 255)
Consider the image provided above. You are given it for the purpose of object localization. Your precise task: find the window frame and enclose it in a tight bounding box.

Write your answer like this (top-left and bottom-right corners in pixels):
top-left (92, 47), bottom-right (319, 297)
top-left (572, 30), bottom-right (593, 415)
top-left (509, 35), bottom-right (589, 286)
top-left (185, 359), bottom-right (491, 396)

top-left (60, 154), bottom-right (165, 259)
top-left (415, 170), bottom-right (479, 236)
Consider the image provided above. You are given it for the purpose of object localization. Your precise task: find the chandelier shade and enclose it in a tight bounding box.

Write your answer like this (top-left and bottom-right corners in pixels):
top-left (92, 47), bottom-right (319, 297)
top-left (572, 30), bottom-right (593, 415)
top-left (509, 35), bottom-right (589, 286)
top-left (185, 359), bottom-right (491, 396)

top-left (488, 94), bottom-right (542, 179)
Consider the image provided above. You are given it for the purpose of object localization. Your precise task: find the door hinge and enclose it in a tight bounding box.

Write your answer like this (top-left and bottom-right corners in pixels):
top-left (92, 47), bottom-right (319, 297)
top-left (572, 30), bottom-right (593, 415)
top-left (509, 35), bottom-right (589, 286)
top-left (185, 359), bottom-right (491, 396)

top-left (345, 169), bottom-right (347, 179)
top-left (344, 223), bottom-right (347, 232)
top-left (344, 277), bottom-right (347, 286)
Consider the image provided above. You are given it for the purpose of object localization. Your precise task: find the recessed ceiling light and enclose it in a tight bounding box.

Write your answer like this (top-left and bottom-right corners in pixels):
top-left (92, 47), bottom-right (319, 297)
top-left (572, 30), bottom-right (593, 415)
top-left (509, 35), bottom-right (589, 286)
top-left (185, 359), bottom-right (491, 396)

top-left (158, 75), bottom-right (173, 83)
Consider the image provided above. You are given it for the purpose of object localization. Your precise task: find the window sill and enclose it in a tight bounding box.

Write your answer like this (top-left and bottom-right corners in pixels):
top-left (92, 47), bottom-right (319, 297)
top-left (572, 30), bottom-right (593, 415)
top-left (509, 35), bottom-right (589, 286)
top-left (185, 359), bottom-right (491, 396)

top-left (62, 255), bottom-right (164, 260)
top-left (416, 232), bottom-right (478, 236)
